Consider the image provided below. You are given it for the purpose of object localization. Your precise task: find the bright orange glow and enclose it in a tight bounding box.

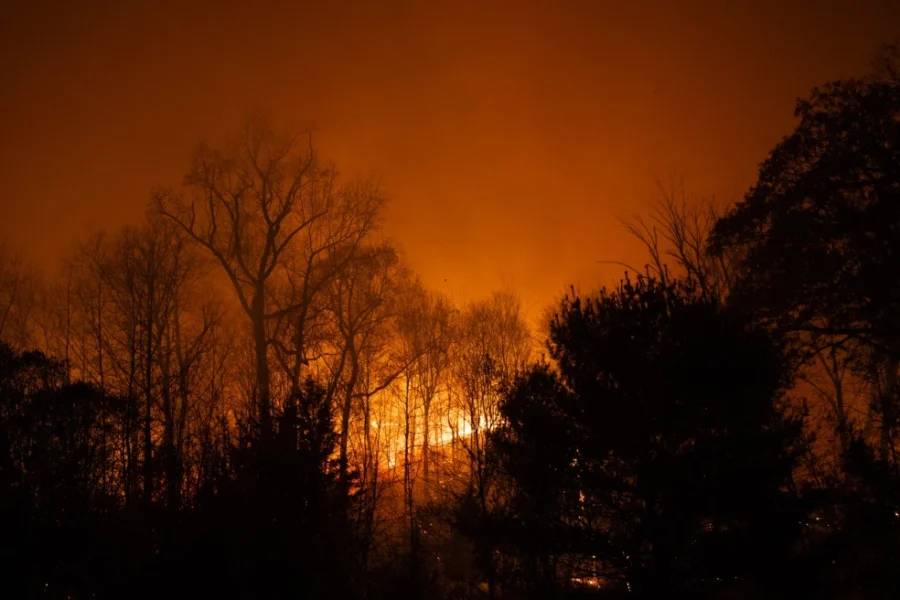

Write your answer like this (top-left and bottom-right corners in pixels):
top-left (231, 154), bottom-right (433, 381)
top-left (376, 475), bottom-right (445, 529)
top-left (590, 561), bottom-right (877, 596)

top-left (2, 2), bottom-right (898, 313)
top-left (361, 389), bottom-right (491, 473)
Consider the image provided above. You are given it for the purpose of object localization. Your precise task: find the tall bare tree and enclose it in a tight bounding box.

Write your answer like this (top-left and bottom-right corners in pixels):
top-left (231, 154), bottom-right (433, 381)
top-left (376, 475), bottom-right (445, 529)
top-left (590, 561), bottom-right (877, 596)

top-left (0, 240), bottom-right (40, 349)
top-left (155, 115), bottom-right (384, 437)
top-left (315, 242), bottom-right (407, 486)
top-left (101, 217), bottom-right (197, 506)
top-left (448, 290), bottom-right (531, 599)
top-left (396, 284), bottom-right (455, 503)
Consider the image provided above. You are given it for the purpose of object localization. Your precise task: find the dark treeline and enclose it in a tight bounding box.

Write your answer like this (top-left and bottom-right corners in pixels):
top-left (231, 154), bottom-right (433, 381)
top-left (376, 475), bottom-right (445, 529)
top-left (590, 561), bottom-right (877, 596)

top-left (2, 46), bottom-right (900, 599)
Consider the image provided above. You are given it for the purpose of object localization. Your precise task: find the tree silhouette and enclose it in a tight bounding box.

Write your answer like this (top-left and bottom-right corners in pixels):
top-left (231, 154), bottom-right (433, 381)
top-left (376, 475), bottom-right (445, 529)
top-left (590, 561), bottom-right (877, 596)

top-left (449, 290), bottom-right (531, 599)
top-left (11, 44), bottom-right (900, 595)
top-left (711, 57), bottom-right (900, 461)
top-left (156, 115), bottom-right (383, 439)
top-left (0, 241), bottom-right (39, 350)
top-left (493, 276), bottom-right (808, 597)
top-left (711, 69), bottom-right (900, 352)
top-left (0, 342), bottom-right (130, 598)
top-left (805, 437), bottom-right (900, 599)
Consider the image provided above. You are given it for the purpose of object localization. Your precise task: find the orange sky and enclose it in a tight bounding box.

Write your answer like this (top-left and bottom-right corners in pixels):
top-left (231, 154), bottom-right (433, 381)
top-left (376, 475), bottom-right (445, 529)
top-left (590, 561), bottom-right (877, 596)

top-left (2, 0), bottom-right (899, 319)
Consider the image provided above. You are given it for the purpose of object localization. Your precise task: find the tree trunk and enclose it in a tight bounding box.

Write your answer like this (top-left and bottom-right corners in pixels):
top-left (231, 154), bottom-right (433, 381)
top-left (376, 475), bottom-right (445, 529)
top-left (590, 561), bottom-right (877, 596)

top-left (339, 351), bottom-right (361, 488)
top-left (251, 288), bottom-right (271, 438)
top-left (161, 324), bottom-right (181, 510)
top-left (880, 355), bottom-right (898, 462)
top-left (125, 320), bottom-right (138, 507)
top-left (422, 398), bottom-right (431, 502)
top-left (289, 302), bottom-right (311, 405)
top-left (143, 322), bottom-right (154, 509)
top-left (403, 376), bottom-right (420, 592)
top-left (824, 347), bottom-right (850, 453)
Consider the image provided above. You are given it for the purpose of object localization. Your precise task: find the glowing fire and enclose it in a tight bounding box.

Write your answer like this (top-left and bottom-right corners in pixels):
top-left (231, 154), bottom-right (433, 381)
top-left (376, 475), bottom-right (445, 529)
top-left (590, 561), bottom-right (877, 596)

top-left (364, 405), bottom-right (492, 472)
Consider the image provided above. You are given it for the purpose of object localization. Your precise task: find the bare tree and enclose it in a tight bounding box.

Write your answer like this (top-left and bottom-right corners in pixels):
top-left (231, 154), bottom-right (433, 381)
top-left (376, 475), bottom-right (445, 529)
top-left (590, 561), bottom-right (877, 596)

top-left (35, 260), bottom-right (77, 379)
top-left (624, 179), bottom-right (879, 469)
top-left (273, 177), bottom-right (386, 404)
top-left (619, 176), bottom-right (735, 301)
top-left (397, 284), bottom-right (455, 503)
top-left (101, 217), bottom-right (196, 506)
top-left (155, 115), bottom-right (385, 438)
top-left (0, 240), bottom-right (40, 349)
top-left (315, 242), bottom-right (408, 486)
top-left (448, 289), bottom-right (531, 599)
top-left (385, 282), bottom-right (456, 584)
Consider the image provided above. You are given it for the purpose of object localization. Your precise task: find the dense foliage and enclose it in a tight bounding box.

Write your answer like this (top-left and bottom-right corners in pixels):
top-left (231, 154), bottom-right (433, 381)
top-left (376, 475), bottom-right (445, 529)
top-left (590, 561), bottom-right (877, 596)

top-left (492, 277), bottom-right (808, 597)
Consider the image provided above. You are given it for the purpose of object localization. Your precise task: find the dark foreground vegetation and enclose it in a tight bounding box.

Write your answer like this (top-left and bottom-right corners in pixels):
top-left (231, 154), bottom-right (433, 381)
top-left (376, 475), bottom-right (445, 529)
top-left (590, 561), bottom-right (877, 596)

top-left (2, 45), bottom-right (900, 599)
